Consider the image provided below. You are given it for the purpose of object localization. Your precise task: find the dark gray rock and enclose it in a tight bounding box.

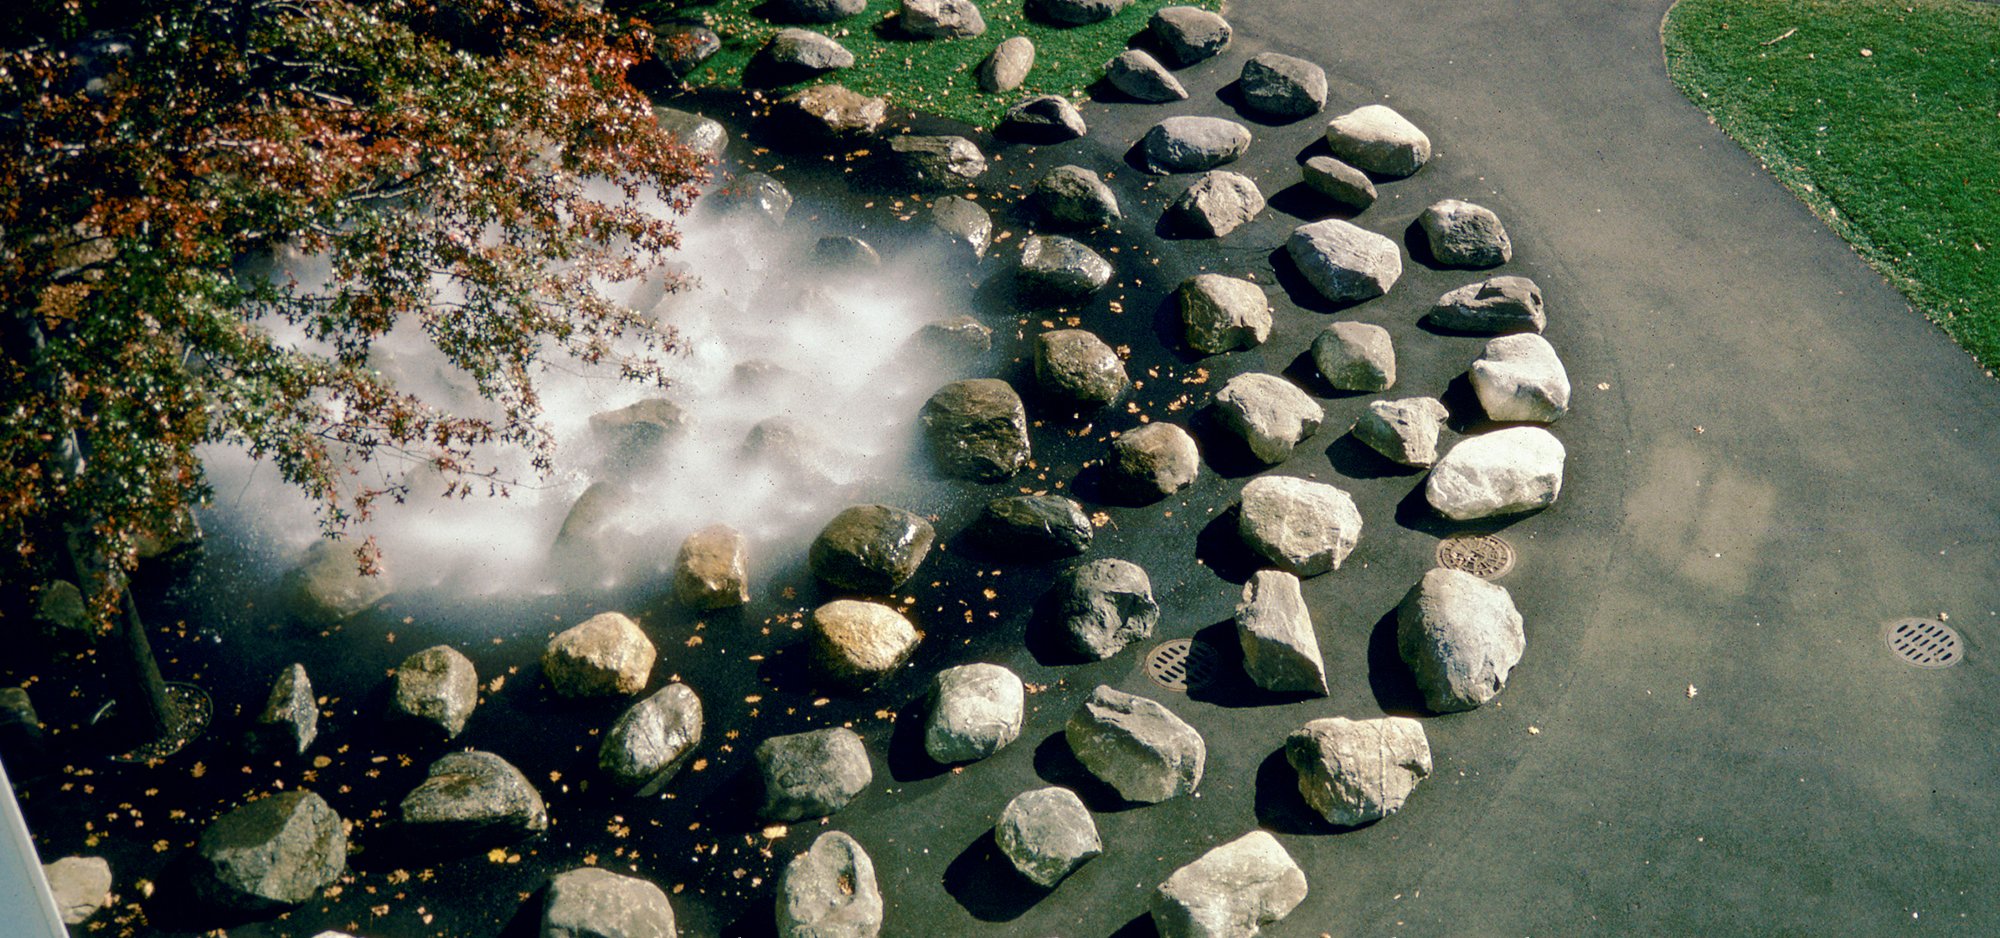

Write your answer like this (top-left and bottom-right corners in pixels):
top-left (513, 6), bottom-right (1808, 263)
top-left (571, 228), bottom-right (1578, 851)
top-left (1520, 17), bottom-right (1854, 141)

top-left (34, 579), bottom-right (91, 644)
top-left (1034, 328), bottom-right (1127, 405)
top-left (889, 135), bottom-right (987, 189)
top-left (543, 867), bottom-right (677, 938)
top-left (675, 524), bottom-right (750, 609)
top-left (922, 378), bottom-right (1029, 482)
top-left (390, 644), bottom-right (477, 739)
top-left (1471, 333), bottom-right (1570, 422)
top-left (1425, 276), bottom-right (1546, 334)
top-left (1235, 571), bottom-right (1328, 695)
top-left (193, 791), bottom-right (346, 911)
top-left (783, 85), bottom-right (888, 138)
top-left (1284, 218), bottom-right (1402, 303)
top-left (1001, 94), bottom-right (1087, 142)
top-left (1301, 155), bottom-right (1376, 210)
top-left (1065, 685), bottom-right (1204, 803)
top-left (777, 831), bottom-right (882, 938)
top-left (756, 727), bottom-right (872, 821)
top-left (651, 106), bottom-right (727, 159)
top-left (599, 683), bottom-right (703, 796)
top-left (1214, 373), bottom-right (1323, 464)
top-left (543, 611), bottom-right (655, 698)
top-left (1310, 321), bottom-right (1396, 392)
top-left (1148, 6), bottom-right (1231, 66)
top-left (814, 236), bottom-right (881, 270)
top-left (1030, 165), bottom-right (1121, 230)
top-left (1028, 0), bottom-right (1129, 26)
top-left (1107, 423), bottom-right (1200, 500)
top-left (1397, 568), bottom-right (1526, 712)
top-left (901, 0), bottom-right (986, 38)
top-left (808, 505), bottom-right (935, 592)
top-left (1238, 53), bottom-right (1326, 119)
top-left (247, 663), bottom-right (317, 756)
top-left (1324, 104), bottom-right (1431, 177)
top-left (1141, 117), bottom-right (1251, 174)
top-left (810, 600), bottom-right (920, 688)
top-left (1352, 397), bottom-right (1450, 467)
top-left (1178, 273), bottom-right (1271, 353)
top-left (976, 494), bottom-right (1093, 557)
top-left (589, 399), bottom-right (688, 458)
top-left (654, 24), bottom-right (720, 78)
top-left (1285, 716), bottom-right (1431, 826)
top-left (750, 29), bottom-right (854, 83)
top-left (908, 315), bottom-right (994, 367)
top-left (1425, 426), bottom-right (1565, 520)
top-left (929, 195), bottom-right (993, 258)
top-left (978, 36), bottom-right (1035, 92)
top-left (1150, 831), bottom-right (1306, 938)
top-left (773, 0), bottom-right (866, 23)
top-left (1017, 236), bottom-right (1113, 301)
top-left (1238, 475), bottom-right (1363, 577)
top-left (1420, 199), bottom-right (1512, 268)
top-left (925, 663), bottom-right (1025, 763)
top-left (43, 856), bottom-right (111, 925)
top-left (995, 787), bottom-right (1101, 887)
top-left (1105, 49), bottom-right (1187, 102)
top-left (0, 686), bottom-right (42, 764)
top-left (1056, 559), bottom-right (1159, 660)
top-left (712, 172), bottom-right (793, 225)
top-left (1165, 170), bottom-right (1264, 237)
top-left (400, 751), bottom-right (549, 847)
top-left (284, 538), bottom-right (390, 622)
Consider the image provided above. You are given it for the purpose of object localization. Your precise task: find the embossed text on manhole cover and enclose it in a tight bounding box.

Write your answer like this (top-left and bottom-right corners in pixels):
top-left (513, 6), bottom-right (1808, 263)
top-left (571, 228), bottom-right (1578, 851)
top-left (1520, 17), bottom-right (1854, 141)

top-left (1883, 618), bottom-right (1962, 669)
top-left (1435, 533), bottom-right (1517, 579)
top-left (1143, 638), bottom-right (1219, 692)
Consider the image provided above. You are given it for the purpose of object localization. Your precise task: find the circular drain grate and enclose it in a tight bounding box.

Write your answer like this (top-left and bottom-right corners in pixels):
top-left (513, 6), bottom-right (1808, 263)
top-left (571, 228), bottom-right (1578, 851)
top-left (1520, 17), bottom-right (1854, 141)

top-left (1144, 638), bottom-right (1219, 692)
top-left (1883, 618), bottom-right (1963, 669)
top-left (1435, 533), bottom-right (1517, 579)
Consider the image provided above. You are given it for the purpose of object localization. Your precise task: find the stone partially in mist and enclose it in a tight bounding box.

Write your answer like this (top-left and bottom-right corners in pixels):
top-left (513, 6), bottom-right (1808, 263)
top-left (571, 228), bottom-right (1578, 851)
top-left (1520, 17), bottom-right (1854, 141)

top-left (809, 505), bottom-right (936, 593)
top-left (284, 538), bottom-right (391, 622)
top-left (674, 524), bottom-right (750, 609)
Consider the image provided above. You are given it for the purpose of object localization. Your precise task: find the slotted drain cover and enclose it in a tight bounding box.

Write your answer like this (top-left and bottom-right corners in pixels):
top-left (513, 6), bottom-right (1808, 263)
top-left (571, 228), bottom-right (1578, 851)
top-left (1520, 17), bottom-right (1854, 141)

top-left (1435, 533), bottom-right (1517, 579)
top-left (1884, 618), bottom-right (1962, 669)
top-left (1144, 638), bottom-right (1219, 692)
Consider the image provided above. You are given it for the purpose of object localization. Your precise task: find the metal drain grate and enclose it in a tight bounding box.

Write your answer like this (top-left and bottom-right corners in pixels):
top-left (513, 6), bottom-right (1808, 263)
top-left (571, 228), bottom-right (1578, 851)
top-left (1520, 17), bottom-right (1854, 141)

top-left (1435, 533), bottom-right (1517, 579)
top-left (1144, 638), bottom-right (1219, 692)
top-left (1884, 618), bottom-right (1963, 669)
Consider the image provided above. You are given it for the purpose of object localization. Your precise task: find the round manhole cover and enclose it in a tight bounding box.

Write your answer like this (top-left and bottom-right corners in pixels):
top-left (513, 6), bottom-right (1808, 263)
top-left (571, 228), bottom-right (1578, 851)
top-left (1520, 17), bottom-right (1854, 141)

top-left (1883, 618), bottom-right (1962, 669)
top-left (1435, 533), bottom-right (1516, 579)
top-left (1144, 638), bottom-right (1219, 692)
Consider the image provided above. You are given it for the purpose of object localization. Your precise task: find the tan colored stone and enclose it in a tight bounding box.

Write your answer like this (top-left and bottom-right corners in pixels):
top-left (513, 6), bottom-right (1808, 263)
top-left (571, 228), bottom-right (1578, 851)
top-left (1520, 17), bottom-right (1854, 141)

top-left (674, 525), bottom-right (749, 609)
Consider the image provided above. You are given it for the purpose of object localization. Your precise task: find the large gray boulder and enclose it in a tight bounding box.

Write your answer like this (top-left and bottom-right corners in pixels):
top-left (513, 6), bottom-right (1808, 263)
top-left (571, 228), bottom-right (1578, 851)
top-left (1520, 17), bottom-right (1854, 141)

top-left (1397, 568), bottom-right (1526, 712)
top-left (247, 663), bottom-right (317, 756)
top-left (1141, 117), bottom-right (1252, 174)
top-left (1034, 329), bottom-right (1128, 405)
top-left (1324, 104), bottom-right (1431, 177)
top-left (1234, 571), bottom-right (1328, 695)
top-left (1425, 427), bottom-right (1566, 520)
top-left (599, 683), bottom-right (703, 796)
top-left (1067, 685), bottom-right (1205, 803)
top-left (909, 315), bottom-right (994, 367)
top-left (924, 663), bottom-right (1025, 763)
top-left (1214, 373), bottom-right (1323, 464)
top-left (43, 856), bottom-right (111, 925)
top-left (1426, 276), bottom-right (1546, 334)
top-left (811, 600), bottom-right (920, 688)
top-left (889, 135), bottom-right (987, 189)
top-left (552, 480), bottom-right (631, 577)
top-left (1179, 273), bottom-right (1271, 354)
top-left (808, 505), bottom-right (935, 592)
top-left (543, 867), bottom-right (677, 938)
top-left (777, 831), bottom-right (882, 938)
top-left (1028, 0), bottom-right (1129, 25)
top-left (1030, 165), bottom-right (1121, 229)
top-left (751, 29), bottom-right (854, 81)
top-left (651, 107), bottom-right (728, 159)
top-left (1055, 559), bottom-right (1160, 659)
top-left (976, 494), bottom-right (1094, 558)
top-left (1106, 49), bottom-right (1187, 102)
top-left (757, 728), bottom-right (872, 821)
top-left (1108, 423), bottom-right (1201, 500)
top-left (1285, 218), bottom-right (1402, 303)
top-left (922, 379), bottom-right (1030, 481)
top-left (782, 84), bottom-right (887, 138)
top-left (900, 0), bottom-right (986, 38)
top-left (1301, 155), bottom-right (1376, 210)
top-left (1150, 831), bottom-right (1306, 938)
top-left (674, 524), bottom-right (749, 609)
top-left (284, 538), bottom-right (390, 621)
top-left (589, 399), bottom-right (688, 456)
top-left (390, 644), bottom-right (478, 739)
top-left (192, 791), bottom-right (347, 912)
top-left (930, 195), bottom-right (993, 258)
top-left (977, 36), bottom-right (1035, 92)
top-left (996, 787), bottom-right (1102, 887)
top-left (400, 751), bottom-right (549, 847)
top-left (1310, 321), bottom-right (1396, 392)
top-left (1420, 199), bottom-right (1512, 268)
top-left (544, 612), bottom-right (656, 698)
top-left (773, 0), bottom-right (866, 23)
top-left (1285, 716), bottom-right (1431, 826)
top-left (1238, 475), bottom-right (1362, 576)
top-left (1001, 94), bottom-right (1088, 142)
top-left (1238, 53), bottom-right (1326, 119)
top-left (1471, 333), bottom-right (1571, 423)
top-left (1165, 171), bottom-right (1265, 238)
top-left (1018, 235), bottom-right (1113, 301)
top-left (1352, 397), bottom-right (1450, 467)
top-left (1148, 6), bottom-right (1231, 66)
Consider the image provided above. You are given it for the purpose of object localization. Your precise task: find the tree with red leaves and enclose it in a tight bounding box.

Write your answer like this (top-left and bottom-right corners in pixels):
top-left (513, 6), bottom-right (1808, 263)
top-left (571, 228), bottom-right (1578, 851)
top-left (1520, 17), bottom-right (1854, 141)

top-left (0, 0), bottom-right (708, 754)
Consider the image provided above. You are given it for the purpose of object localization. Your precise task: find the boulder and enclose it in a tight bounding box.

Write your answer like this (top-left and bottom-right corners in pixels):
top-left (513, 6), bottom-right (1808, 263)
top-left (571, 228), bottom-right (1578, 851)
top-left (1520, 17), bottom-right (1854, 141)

top-left (1141, 117), bottom-right (1252, 174)
top-left (599, 683), bottom-right (704, 796)
top-left (655, 24), bottom-right (721, 78)
top-left (924, 663), bottom-right (1026, 763)
top-left (756, 727), bottom-right (872, 821)
top-left (1420, 199), bottom-right (1512, 268)
top-left (589, 398), bottom-right (688, 456)
top-left (889, 134), bottom-right (987, 189)
top-left (808, 505), bottom-right (935, 592)
top-left (900, 0), bottom-right (986, 38)
top-left (1066, 685), bottom-right (1204, 803)
top-left (777, 831), bottom-right (882, 938)
top-left (1030, 165), bottom-right (1121, 230)
top-left (978, 36), bottom-right (1035, 92)
top-left (1179, 273), bottom-right (1271, 354)
top-left (0, 686), bottom-right (42, 765)
top-left (1324, 104), bottom-right (1432, 178)
top-left (782, 85), bottom-right (888, 138)
top-left (774, 0), bottom-right (866, 23)
top-left (741, 416), bottom-right (839, 483)
top-left (1234, 571), bottom-right (1328, 695)
top-left (390, 645), bottom-right (478, 739)
top-left (35, 579), bottom-right (92, 644)
top-left (1108, 423), bottom-right (1201, 500)
top-left (247, 663), bottom-right (317, 756)
top-left (1425, 426), bottom-right (1566, 520)
top-left (1284, 218), bottom-right (1402, 303)
top-left (1165, 170), bottom-right (1265, 238)
top-left (1352, 397), bottom-right (1450, 467)
top-left (749, 29), bottom-right (854, 83)
top-left (1034, 328), bottom-right (1127, 405)
top-left (674, 524), bottom-right (750, 609)
top-left (651, 106), bottom-right (727, 159)
top-left (1238, 475), bottom-right (1363, 576)
top-left (1397, 567), bottom-right (1526, 712)
top-left (909, 315), bottom-right (994, 365)
top-left (1001, 94), bottom-right (1088, 143)
top-left (1301, 155), bottom-right (1376, 211)
top-left (1106, 49), bottom-right (1187, 102)
top-left (1285, 716), bottom-right (1430, 826)
top-left (1028, 0), bottom-right (1129, 26)
top-left (1310, 321), bottom-right (1396, 392)
top-left (1238, 53), bottom-right (1326, 119)
top-left (43, 856), bottom-right (111, 925)
top-left (284, 538), bottom-right (390, 621)
top-left (1148, 6), bottom-right (1232, 66)
top-left (1150, 831), bottom-right (1306, 938)
top-left (193, 792), bottom-right (346, 911)
top-left (922, 379), bottom-right (1030, 482)
top-left (1425, 276), bottom-right (1546, 334)
top-left (995, 787), bottom-right (1102, 887)
top-left (930, 195), bottom-right (993, 258)
top-left (544, 612), bottom-right (655, 698)
top-left (399, 751), bottom-right (549, 847)
top-left (552, 480), bottom-right (630, 577)
top-left (810, 600), bottom-right (920, 687)
top-left (975, 494), bottom-right (1094, 558)
top-left (1055, 558), bottom-right (1159, 659)
top-left (1213, 373), bottom-right (1323, 464)
top-left (1471, 333), bottom-right (1570, 423)
top-left (713, 172), bottom-right (793, 225)
top-left (543, 867), bottom-right (677, 938)
top-left (1017, 235), bottom-right (1113, 301)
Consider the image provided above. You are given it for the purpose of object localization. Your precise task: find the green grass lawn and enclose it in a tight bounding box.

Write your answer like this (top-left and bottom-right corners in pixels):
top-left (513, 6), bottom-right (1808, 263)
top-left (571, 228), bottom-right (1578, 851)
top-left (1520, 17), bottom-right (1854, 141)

top-left (1663, 0), bottom-right (2000, 374)
top-left (650, 0), bottom-right (1220, 127)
